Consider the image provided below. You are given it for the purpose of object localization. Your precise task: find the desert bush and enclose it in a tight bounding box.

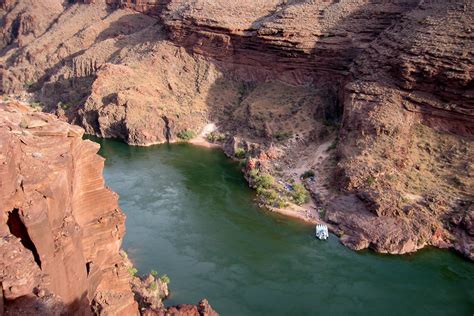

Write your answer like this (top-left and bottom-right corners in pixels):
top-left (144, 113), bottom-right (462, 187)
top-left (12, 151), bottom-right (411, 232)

top-left (128, 267), bottom-right (138, 277)
top-left (301, 170), bottom-right (315, 179)
top-left (24, 81), bottom-right (35, 90)
top-left (249, 169), bottom-right (259, 180)
top-left (207, 131), bottom-right (226, 142)
top-left (273, 131), bottom-right (292, 141)
top-left (59, 102), bottom-right (72, 110)
top-left (292, 183), bottom-right (309, 205)
top-left (255, 174), bottom-right (274, 189)
top-left (160, 274), bottom-right (170, 284)
top-left (177, 129), bottom-right (196, 141)
top-left (235, 148), bottom-right (246, 159)
top-left (149, 281), bottom-right (158, 291)
top-left (366, 176), bottom-right (376, 187)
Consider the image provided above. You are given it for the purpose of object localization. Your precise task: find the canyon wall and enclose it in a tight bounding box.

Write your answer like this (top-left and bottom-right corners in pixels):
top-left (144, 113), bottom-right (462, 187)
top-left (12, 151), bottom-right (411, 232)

top-left (0, 101), bottom-right (138, 315)
top-left (0, 0), bottom-right (472, 261)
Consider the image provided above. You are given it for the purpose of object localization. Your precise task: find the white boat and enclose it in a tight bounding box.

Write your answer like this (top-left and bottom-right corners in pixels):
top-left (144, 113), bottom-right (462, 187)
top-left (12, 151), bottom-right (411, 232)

top-left (315, 224), bottom-right (329, 240)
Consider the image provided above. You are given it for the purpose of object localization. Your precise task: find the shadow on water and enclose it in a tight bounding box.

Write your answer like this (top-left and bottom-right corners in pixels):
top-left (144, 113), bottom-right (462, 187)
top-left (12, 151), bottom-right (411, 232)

top-left (87, 136), bottom-right (474, 316)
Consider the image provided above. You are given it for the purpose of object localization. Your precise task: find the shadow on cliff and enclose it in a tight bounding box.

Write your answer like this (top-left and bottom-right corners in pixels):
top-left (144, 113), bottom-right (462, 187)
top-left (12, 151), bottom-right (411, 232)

top-left (35, 12), bottom-right (163, 117)
top-left (199, 0), bottom-right (420, 138)
top-left (3, 292), bottom-right (91, 316)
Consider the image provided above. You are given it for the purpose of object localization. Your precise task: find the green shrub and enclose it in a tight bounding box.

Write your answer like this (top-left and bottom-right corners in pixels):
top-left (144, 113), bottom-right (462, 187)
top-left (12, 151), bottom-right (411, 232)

top-left (177, 129), bottom-right (196, 141)
top-left (367, 176), bottom-right (376, 187)
top-left (24, 81), bottom-right (35, 89)
top-left (255, 174), bottom-right (274, 189)
top-left (239, 158), bottom-right (248, 168)
top-left (207, 131), bottom-right (226, 143)
top-left (149, 281), bottom-right (158, 291)
top-left (257, 188), bottom-right (279, 205)
top-left (292, 183), bottom-right (309, 205)
top-left (160, 274), bottom-right (170, 284)
top-left (128, 267), bottom-right (138, 277)
top-left (273, 131), bottom-right (292, 141)
top-left (234, 148), bottom-right (246, 159)
top-left (249, 169), bottom-right (259, 180)
top-left (275, 197), bottom-right (289, 209)
top-left (301, 170), bottom-right (315, 179)
top-left (150, 270), bottom-right (158, 278)
top-left (59, 102), bottom-right (72, 110)
top-left (31, 102), bottom-right (44, 110)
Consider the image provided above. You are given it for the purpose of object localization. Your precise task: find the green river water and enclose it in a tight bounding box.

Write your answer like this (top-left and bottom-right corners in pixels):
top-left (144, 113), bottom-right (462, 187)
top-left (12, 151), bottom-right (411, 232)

top-left (91, 138), bottom-right (473, 316)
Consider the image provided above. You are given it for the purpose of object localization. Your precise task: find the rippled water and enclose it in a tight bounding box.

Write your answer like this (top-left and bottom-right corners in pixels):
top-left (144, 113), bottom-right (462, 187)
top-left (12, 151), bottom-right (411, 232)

top-left (91, 137), bottom-right (474, 316)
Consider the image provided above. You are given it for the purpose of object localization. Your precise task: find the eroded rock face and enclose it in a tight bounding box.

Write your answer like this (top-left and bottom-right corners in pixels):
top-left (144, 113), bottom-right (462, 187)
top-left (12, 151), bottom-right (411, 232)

top-left (331, 0), bottom-right (473, 259)
top-left (162, 0), bottom-right (420, 84)
top-left (0, 101), bottom-right (138, 315)
top-left (143, 299), bottom-right (219, 316)
top-left (0, 0), bottom-right (64, 49)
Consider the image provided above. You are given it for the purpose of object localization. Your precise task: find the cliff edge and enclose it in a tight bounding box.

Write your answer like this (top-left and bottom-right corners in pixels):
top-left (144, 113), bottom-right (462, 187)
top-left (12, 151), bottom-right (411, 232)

top-left (0, 101), bottom-right (138, 314)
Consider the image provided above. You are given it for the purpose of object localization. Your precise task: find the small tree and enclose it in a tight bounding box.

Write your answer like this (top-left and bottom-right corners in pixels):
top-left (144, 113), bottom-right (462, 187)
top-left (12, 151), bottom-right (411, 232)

top-left (234, 148), bottom-right (246, 159)
top-left (160, 274), bottom-right (170, 284)
top-left (255, 174), bottom-right (274, 189)
top-left (177, 130), bottom-right (196, 141)
top-left (292, 183), bottom-right (309, 205)
top-left (301, 170), bottom-right (315, 179)
top-left (128, 267), bottom-right (138, 277)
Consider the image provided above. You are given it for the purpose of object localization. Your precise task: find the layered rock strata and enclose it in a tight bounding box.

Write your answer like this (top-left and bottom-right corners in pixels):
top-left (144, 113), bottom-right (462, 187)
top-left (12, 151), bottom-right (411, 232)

top-left (0, 101), bottom-right (138, 315)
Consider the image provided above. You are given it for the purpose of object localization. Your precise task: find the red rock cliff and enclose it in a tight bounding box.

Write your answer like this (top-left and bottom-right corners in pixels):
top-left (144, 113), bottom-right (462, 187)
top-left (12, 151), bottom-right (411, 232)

top-left (0, 101), bottom-right (138, 315)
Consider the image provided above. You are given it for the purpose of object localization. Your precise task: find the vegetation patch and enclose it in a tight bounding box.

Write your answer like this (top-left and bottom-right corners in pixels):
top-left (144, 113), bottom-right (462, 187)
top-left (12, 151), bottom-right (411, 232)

top-left (207, 131), bottom-right (226, 143)
top-left (235, 148), bottom-right (246, 159)
top-left (30, 102), bottom-right (44, 110)
top-left (301, 170), bottom-right (315, 179)
top-left (273, 131), bottom-right (292, 141)
top-left (291, 183), bottom-right (310, 205)
top-left (128, 267), bottom-right (138, 277)
top-left (149, 281), bottom-right (158, 291)
top-left (160, 274), bottom-right (170, 284)
top-left (249, 170), bottom-right (289, 208)
top-left (59, 102), bottom-right (72, 110)
top-left (177, 129), bottom-right (196, 141)
top-left (24, 81), bottom-right (35, 90)
top-left (366, 176), bottom-right (376, 187)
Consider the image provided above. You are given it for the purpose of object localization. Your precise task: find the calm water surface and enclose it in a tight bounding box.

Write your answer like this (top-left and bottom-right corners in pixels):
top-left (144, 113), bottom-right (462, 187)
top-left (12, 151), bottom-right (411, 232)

top-left (91, 138), bottom-right (474, 316)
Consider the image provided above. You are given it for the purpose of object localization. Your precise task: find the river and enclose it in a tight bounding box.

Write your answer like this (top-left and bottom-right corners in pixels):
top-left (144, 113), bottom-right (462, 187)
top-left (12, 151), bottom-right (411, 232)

top-left (91, 138), bottom-right (474, 316)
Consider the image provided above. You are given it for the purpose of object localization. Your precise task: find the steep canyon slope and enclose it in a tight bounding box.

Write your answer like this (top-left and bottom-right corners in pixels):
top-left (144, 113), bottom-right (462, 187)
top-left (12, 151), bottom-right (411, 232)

top-left (1, 0), bottom-right (472, 262)
top-left (0, 101), bottom-right (137, 315)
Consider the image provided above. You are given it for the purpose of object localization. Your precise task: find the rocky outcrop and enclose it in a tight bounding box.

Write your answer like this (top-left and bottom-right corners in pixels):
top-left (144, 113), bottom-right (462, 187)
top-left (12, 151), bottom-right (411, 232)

top-left (0, 101), bottom-right (138, 314)
top-left (143, 299), bottom-right (218, 316)
top-left (162, 0), bottom-right (420, 85)
top-left (331, 0), bottom-right (473, 259)
top-left (0, 0), bottom-right (64, 49)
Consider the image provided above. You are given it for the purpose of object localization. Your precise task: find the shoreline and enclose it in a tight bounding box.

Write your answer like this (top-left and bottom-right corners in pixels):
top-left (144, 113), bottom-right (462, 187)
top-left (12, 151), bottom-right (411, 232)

top-left (91, 131), bottom-right (329, 229)
top-left (188, 135), bottom-right (330, 229)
